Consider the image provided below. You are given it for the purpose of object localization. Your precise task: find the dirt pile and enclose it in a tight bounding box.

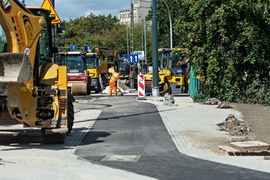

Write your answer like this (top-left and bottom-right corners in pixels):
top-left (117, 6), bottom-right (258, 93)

top-left (203, 98), bottom-right (232, 108)
top-left (217, 114), bottom-right (252, 136)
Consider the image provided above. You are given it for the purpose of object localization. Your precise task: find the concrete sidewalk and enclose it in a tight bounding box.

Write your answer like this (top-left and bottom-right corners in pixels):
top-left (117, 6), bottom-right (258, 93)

top-left (143, 96), bottom-right (270, 174)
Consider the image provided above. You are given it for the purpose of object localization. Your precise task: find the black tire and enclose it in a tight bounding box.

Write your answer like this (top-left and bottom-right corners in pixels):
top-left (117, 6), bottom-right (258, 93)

top-left (95, 89), bottom-right (100, 93)
top-left (68, 102), bottom-right (75, 134)
top-left (95, 83), bottom-right (101, 93)
top-left (41, 129), bottom-right (67, 144)
top-left (87, 78), bottom-right (91, 95)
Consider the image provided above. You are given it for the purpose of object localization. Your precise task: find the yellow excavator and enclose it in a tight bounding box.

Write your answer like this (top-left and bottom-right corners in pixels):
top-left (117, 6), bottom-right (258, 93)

top-left (0, 0), bottom-right (74, 143)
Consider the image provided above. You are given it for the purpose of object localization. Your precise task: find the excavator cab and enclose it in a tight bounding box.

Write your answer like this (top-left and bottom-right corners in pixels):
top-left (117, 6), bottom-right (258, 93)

top-left (158, 48), bottom-right (189, 94)
top-left (86, 54), bottom-right (99, 69)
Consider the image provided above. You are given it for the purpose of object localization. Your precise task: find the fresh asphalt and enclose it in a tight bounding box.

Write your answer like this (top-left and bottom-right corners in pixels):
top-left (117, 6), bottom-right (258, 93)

top-left (74, 95), bottom-right (270, 180)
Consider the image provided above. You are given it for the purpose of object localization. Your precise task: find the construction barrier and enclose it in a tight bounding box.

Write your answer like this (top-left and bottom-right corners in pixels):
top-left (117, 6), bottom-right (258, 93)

top-left (137, 73), bottom-right (145, 97)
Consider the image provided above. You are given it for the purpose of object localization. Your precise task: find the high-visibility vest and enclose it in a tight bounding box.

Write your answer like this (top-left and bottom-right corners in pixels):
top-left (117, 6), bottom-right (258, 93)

top-left (110, 72), bottom-right (119, 83)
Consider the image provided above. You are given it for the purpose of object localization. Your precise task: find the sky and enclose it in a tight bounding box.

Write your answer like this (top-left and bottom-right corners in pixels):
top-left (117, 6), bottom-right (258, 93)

top-left (25, 0), bottom-right (134, 21)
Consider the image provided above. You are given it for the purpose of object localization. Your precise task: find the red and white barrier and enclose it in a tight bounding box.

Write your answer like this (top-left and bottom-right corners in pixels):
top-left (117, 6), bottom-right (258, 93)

top-left (137, 73), bottom-right (145, 97)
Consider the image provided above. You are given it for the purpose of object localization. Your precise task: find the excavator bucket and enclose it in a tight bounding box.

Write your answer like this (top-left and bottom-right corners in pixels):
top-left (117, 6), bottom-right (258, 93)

top-left (0, 53), bottom-right (32, 83)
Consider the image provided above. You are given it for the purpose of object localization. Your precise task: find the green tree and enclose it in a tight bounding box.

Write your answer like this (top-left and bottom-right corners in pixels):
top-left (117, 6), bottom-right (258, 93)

top-left (174, 0), bottom-right (270, 104)
top-left (147, 0), bottom-right (183, 48)
top-left (148, 0), bottom-right (270, 104)
top-left (56, 13), bottom-right (152, 57)
top-left (58, 13), bottom-right (121, 51)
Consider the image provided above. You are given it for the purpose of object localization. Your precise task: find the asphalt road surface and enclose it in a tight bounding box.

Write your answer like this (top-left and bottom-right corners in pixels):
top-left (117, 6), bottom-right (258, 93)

top-left (75, 95), bottom-right (270, 180)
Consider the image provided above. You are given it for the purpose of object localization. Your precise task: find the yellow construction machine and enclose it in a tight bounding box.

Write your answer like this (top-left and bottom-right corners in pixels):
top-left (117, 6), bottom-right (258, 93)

top-left (0, 0), bottom-right (74, 143)
top-left (86, 47), bottom-right (119, 93)
top-left (145, 48), bottom-right (190, 96)
top-left (117, 56), bottom-right (140, 89)
top-left (57, 50), bottom-right (91, 95)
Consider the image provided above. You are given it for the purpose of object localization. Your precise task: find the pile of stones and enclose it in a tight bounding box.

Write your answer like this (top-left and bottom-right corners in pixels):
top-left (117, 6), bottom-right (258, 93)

top-left (217, 114), bottom-right (252, 136)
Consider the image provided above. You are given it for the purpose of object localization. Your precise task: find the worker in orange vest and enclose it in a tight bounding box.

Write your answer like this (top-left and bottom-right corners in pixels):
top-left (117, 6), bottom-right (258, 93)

top-left (109, 70), bottom-right (120, 96)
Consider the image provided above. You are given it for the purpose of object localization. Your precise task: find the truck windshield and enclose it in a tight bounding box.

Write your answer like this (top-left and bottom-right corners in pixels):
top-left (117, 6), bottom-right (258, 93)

top-left (62, 55), bottom-right (84, 72)
top-left (86, 56), bottom-right (97, 68)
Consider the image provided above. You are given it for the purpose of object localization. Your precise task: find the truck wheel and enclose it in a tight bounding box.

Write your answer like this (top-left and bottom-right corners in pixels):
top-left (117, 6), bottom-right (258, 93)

top-left (95, 83), bottom-right (101, 93)
top-left (41, 129), bottom-right (67, 144)
top-left (68, 102), bottom-right (74, 134)
top-left (87, 80), bottom-right (91, 95)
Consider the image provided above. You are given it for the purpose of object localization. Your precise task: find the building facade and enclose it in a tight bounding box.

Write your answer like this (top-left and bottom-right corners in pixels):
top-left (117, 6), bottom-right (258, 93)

top-left (118, 0), bottom-right (151, 24)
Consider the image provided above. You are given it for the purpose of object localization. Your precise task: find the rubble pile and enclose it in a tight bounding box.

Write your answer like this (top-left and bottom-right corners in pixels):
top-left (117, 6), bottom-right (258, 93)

top-left (217, 101), bottom-right (232, 108)
top-left (203, 98), bottom-right (232, 108)
top-left (217, 114), bottom-right (252, 136)
top-left (203, 98), bottom-right (220, 105)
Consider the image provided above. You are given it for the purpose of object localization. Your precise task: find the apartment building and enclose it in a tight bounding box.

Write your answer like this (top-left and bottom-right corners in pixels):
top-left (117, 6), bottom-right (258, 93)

top-left (118, 0), bottom-right (151, 24)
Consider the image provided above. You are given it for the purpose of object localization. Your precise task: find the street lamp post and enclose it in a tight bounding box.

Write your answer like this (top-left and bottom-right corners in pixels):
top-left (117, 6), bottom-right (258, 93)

top-left (162, 0), bottom-right (172, 50)
top-left (144, 18), bottom-right (147, 64)
top-left (162, 0), bottom-right (173, 68)
top-left (126, 23), bottom-right (129, 54)
top-left (130, 0), bottom-right (134, 54)
top-left (141, 17), bottom-right (144, 51)
top-left (152, 0), bottom-right (159, 96)
top-left (141, 16), bottom-right (147, 64)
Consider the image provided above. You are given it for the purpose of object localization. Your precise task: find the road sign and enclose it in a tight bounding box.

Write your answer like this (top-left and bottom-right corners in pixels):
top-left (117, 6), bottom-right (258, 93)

top-left (128, 54), bottom-right (138, 63)
top-left (134, 54), bottom-right (138, 63)
top-left (134, 51), bottom-right (144, 60)
top-left (41, 0), bottom-right (61, 24)
top-left (84, 45), bottom-right (92, 51)
top-left (70, 45), bottom-right (77, 50)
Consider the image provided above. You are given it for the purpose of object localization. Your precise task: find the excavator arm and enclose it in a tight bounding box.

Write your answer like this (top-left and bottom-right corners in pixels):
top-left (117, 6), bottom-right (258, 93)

top-left (95, 47), bottom-right (119, 73)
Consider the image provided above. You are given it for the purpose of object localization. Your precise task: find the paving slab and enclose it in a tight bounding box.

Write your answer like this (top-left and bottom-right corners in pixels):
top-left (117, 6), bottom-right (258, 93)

top-left (229, 141), bottom-right (269, 151)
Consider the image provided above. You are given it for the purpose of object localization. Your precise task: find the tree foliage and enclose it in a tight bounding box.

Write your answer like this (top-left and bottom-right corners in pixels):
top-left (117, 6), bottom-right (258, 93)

top-left (56, 13), bottom-right (152, 59)
top-left (147, 0), bottom-right (184, 48)
top-left (173, 0), bottom-right (270, 104)
top-left (58, 14), bottom-right (120, 49)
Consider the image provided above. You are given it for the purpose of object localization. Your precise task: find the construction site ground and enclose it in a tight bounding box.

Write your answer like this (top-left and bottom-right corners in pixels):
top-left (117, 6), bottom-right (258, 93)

top-left (230, 103), bottom-right (270, 146)
top-left (0, 94), bottom-right (270, 178)
top-left (193, 97), bottom-right (270, 154)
